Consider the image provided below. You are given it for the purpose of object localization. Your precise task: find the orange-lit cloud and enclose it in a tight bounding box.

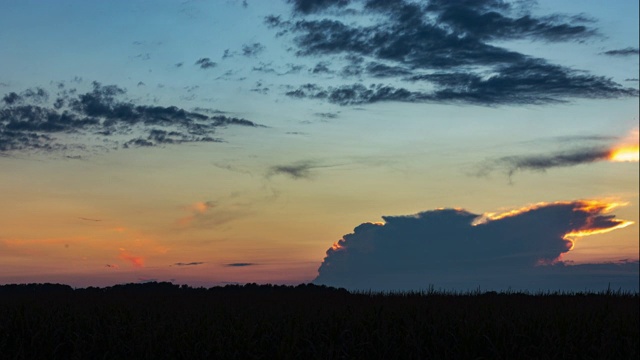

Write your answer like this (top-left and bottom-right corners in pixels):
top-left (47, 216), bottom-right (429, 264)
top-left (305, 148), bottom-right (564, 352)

top-left (177, 201), bottom-right (216, 226)
top-left (475, 199), bottom-right (634, 249)
top-left (480, 129), bottom-right (639, 177)
top-left (119, 249), bottom-right (144, 268)
top-left (315, 200), bottom-right (636, 291)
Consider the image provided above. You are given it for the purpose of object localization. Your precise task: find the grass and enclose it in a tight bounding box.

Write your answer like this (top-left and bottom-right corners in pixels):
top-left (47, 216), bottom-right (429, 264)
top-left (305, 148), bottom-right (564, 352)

top-left (1, 282), bottom-right (638, 359)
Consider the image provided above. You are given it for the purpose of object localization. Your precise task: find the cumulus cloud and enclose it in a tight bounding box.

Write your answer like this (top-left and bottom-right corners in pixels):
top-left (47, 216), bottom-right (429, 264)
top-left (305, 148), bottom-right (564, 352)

top-left (314, 200), bottom-right (637, 291)
top-left (268, 0), bottom-right (638, 105)
top-left (0, 82), bottom-right (264, 155)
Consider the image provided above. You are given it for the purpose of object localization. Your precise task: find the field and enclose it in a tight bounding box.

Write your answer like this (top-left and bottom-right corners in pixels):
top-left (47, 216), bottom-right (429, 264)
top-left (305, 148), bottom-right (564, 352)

top-left (1, 282), bottom-right (638, 359)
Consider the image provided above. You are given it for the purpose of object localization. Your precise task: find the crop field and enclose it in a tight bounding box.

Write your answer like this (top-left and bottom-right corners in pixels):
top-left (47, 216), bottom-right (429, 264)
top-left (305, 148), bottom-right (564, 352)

top-left (0, 282), bottom-right (638, 359)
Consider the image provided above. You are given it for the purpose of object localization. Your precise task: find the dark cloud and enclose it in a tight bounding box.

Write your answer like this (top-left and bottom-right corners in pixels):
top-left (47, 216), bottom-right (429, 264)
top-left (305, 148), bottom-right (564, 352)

top-left (174, 262), bottom-right (205, 266)
top-left (195, 58), bottom-right (217, 69)
top-left (268, 0), bottom-right (637, 106)
top-left (225, 262), bottom-right (256, 267)
top-left (267, 160), bottom-right (319, 179)
top-left (479, 147), bottom-right (612, 178)
top-left (286, 83), bottom-right (427, 105)
top-left (285, 61), bottom-right (637, 106)
top-left (223, 43), bottom-right (266, 59)
top-left (251, 81), bottom-right (270, 94)
top-left (314, 201), bottom-right (637, 291)
top-left (252, 62), bottom-right (305, 76)
top-left (314, 112), bottom-right (339, 119)
top-left (310, 61), bottom-right (333, 74)
top-left (288, 0), bottom-right (350, 14)
top-left (601, 47), bottom-right (639, 57)
top-left (242, 42), bottom-right (266, 57)
top-left (0, 82), bottom-right (264, 155)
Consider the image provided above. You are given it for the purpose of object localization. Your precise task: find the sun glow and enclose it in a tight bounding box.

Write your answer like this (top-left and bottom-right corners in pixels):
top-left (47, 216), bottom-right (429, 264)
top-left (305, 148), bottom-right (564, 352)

top-left (608, 128), bottom-right (639, 162)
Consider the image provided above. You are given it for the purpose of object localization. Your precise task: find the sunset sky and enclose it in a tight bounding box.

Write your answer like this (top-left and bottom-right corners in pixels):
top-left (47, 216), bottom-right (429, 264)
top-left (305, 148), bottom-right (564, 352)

top-left (1, 0), bottom-right (638, 291)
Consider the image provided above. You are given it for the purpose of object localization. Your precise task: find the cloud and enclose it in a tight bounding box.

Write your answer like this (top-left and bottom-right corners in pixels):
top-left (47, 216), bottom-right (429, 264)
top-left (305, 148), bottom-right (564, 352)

top-left (267, 160), bottom-right (343, 179)
top-left (478, 131), bottom-right (638, 178)
top-left (195, 58), bottom-right (217, 69)
top-left (242, 42), bottom-right (266, 57)
top-left (267, 0), bottom-right (638, 106)
top-left (0, 81), bottom-right (264, 155)
top-left (288, 0), bottom-right (350, 14)
top-left (177, 197), bottom-right (254, 228)
top-left (225, 262), bottom-right (256, 267)
top-left (119, 250), bottom-right (144, 268)
top-left (479, 147), bottom-right (612, 178)
top-left (601, 47), bottom-right (639, 57)
top-left (314, 200), bottom-right (636, 291)
top-left (268, 160), bottom-right (318, 179)
top-left (173, 261), bottom-right (205, 266)
top-left (223, 42), bottom-right (266, 59)
top-left (285, 59), bottom-right (636, 106)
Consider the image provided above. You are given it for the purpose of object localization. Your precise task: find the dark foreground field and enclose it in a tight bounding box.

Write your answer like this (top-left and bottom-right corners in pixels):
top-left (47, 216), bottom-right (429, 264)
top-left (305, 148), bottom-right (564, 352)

top-left (0, 283), bottom-right (637, 359)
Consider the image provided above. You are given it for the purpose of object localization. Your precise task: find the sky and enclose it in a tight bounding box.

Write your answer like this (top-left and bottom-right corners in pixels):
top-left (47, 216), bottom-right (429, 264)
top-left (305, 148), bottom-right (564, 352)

top-left (0, 0), bottom-right (638, 292)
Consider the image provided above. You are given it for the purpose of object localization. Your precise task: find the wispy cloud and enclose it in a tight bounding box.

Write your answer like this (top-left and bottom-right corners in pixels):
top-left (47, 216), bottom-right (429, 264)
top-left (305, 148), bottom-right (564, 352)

top-left (0, 81), bottom-right (264, 155)
top-left (478, 130), bottom-right (639, 178)
top-left (195, 58), bottom-right (217, 69)
top-left (173, 261), bottom-right (205, 266)
top-left (119, 249), bottom-right (144, 268)
top-left (266, 159), bottom-right (353, 180)
top-left (225, 262), bottom-right (256, 267)
top-left (479, 147), bottom-right (611, 177)
top-left (266, 0), bottom-right (637, 106)
top-left (600, 47), bottom-right (639, 57)
top-left (267, 160), bottom-right (319, 179)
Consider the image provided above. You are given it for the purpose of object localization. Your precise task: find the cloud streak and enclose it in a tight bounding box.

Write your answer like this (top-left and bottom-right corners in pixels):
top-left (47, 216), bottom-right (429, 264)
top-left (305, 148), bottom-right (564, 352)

top-left (601, 47), bottom-right (639, 57)
top-left (119, 250), bottom-right (144, 268)
top-left (480, 147), bottom-right (612, 177)
top-left (268, 160), bottom-right (319, 179)
top-left (0, 82), bottom-right (264, 155)
top-left (174, 262), bottom-right (205, 266)
top-left (314, 200), bottom-right (636, 291)
top-left (479, 130), bottom-right (639, 177)
top-left (267, 0), bottom-right (638, 106)
top-left (225, 262), bottom-right (256, 267)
